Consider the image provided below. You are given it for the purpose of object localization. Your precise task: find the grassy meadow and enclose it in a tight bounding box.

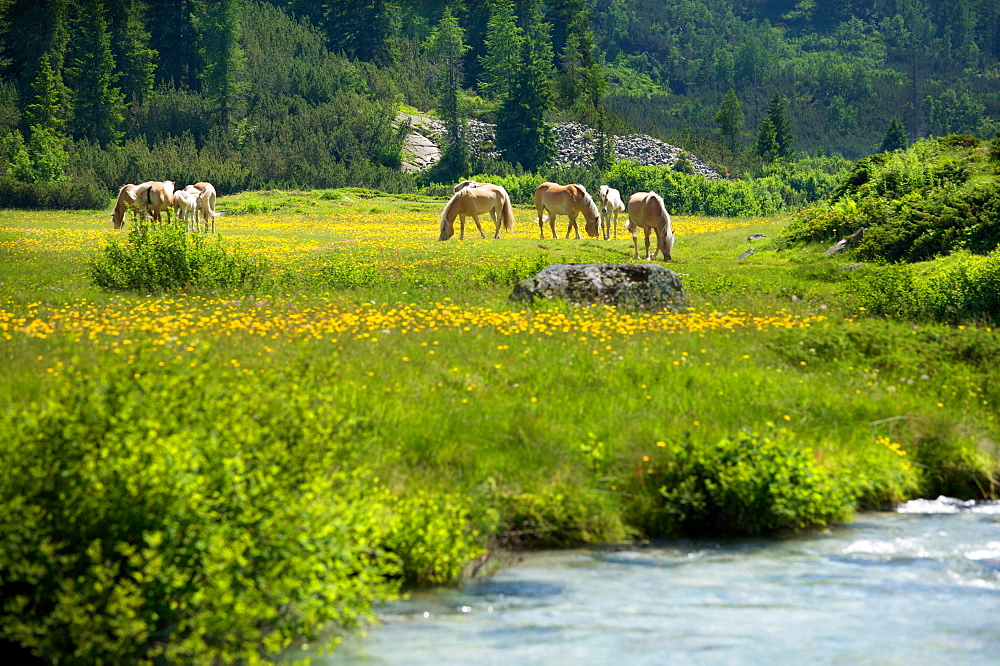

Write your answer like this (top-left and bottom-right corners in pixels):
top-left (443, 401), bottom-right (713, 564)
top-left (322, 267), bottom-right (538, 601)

top-left (2, 189), bottom-right (999, 661)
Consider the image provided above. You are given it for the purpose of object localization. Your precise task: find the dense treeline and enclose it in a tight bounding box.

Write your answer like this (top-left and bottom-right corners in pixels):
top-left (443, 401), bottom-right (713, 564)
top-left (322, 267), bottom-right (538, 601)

top-left (0, 0), bottom-right (998, 204)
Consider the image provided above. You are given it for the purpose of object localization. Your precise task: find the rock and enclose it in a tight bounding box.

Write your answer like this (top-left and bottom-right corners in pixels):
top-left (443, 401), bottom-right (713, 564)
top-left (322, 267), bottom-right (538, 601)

top-left (395, 113), bottom-right (720, 177)
top-left (825, 227), bottom-right (868, 256)
top-left (737, 248), bottom-right (756, 260)
top-left (510, 263), bottom-right (689, 311)
top-left (825, 239), bottom-right (849, 256)
top-left (745, 233), bottom-right (766, 241)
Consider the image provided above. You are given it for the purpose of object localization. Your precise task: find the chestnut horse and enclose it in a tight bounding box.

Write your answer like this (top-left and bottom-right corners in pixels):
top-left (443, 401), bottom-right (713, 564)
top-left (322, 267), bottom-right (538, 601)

top-left (627, 191), bottom-right (674, 261)
top-left (597, 185), bottom-right (626, 240)
top-left (439, 182), bottom-right (515, 240)
top-left (533, 182), bottom-right (600, 240)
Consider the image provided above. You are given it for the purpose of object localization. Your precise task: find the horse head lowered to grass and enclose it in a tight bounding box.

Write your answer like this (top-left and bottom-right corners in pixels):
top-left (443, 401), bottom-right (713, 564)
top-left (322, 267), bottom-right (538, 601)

top-left (439, 182), bottom-right (515, 241)
top-left (627, 191), bottom-right (674, 261)
top-left (534, 182), bottom-right (600, 240)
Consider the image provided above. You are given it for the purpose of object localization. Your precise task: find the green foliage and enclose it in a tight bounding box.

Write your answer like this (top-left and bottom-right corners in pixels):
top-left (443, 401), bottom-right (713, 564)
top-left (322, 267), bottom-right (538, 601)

top-left (88, 225), bottom-right (268, 293)
top-left (0, 177), bottom-right (106, 209)
top-left (879, 116), bottom-right (909, 153)
top-left (641, 428), bottom-right (855, 537)
top-left (0, 356), bottom-right (482, 662)
top-left (848, 250), bottom-right (1000, 325)
top-left (1, 126), bottom-right (69, 183)
top-left (784, 137), bottom-right (1000, 261)
top-left (498, 485), bottom-right (628, 549)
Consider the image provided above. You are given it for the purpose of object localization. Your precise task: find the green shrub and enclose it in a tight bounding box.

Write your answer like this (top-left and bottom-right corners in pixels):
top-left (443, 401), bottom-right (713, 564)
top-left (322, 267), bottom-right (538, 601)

top-left (0, 355), bottom-right (484, 662)
top-left (913, 432), bottom-right (997, 499)
top-left (498, 486), bottom-right (628, 549)
top-left (642, 428), bottom-right (855, 536)
top-left (88, 225), bottom-right (268, 292)
top-left (0, 177), bottom-right (108, 209)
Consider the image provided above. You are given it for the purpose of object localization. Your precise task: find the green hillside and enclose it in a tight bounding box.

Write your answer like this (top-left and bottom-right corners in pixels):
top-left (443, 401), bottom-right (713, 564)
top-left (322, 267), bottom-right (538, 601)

top-left (1, 0), bottom-right (999, 204)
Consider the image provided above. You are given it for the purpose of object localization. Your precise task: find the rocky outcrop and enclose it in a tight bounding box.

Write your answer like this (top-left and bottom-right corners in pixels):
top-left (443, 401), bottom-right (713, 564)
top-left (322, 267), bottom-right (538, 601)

top-left (510, 263), bottom-right (689, 311)
top-left (398, 114), bottom-right (719, 177)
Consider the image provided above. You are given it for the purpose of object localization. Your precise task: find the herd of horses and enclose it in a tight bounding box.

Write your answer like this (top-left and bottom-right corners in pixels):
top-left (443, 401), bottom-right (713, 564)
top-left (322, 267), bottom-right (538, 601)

top-left (111, 181), bottom-right (218, 233)
top-left (440, 180), bottom-right (674, 261)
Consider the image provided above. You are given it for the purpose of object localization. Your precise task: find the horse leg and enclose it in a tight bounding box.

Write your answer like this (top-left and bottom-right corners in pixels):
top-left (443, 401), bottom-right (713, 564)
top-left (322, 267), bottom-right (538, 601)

top-left (536, 206), bottom-right (546, 239)
top-left (645, 228), bottom-right (654, 260)
top-left (632, 232), bottom-right (640, 259)
top-left (471, 214), bottom-right (486, 239)
top-left (567, 212), bottom-right (581, 240)
top-left (492, 205), bottom-right (502, 239)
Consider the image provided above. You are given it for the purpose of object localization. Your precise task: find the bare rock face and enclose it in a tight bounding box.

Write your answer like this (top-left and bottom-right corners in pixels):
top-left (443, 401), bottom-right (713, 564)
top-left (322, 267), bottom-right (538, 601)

top-left (510, 263), bottom-right (689, 311)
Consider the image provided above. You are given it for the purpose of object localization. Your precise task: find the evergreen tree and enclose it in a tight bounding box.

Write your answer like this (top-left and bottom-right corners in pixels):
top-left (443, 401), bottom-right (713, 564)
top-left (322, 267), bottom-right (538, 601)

top-left (323, 0), bottom-right (401, 64)
top-left (66, 0), bottom-right (125, 146)
top-left (106, 0), bottom-right (157, 106)
top-left (757, 91), bottom-right (793, 160)
top-left (556, 7), bottom-right (599, 110)
top-left (194, 0), bottom-right (248, 130)
top-left (24, 51), bottom-right (71, 134)
top-left (494, 1), bottom-right (556, 170)
top-left (879, 116), bottom-right (909, 152)
top-left (479, 0), bottom-right (522, 101)
top-left (425, 6), bottom-right (470, 180)
top-left (754, 115), bottom-right (778, 162)
top-left (145, 0), bottom-right (199, 89)
top-left (713, 88), bottom-right (743, 147)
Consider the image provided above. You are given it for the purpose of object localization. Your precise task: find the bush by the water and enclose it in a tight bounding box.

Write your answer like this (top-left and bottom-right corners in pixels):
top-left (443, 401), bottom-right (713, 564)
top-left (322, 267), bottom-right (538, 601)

top-left (637, 428), bottom-right (855, 536)
top-left (0, 355), bottom-right (483, 663)
top-left (783, 136), bottom-right (1000, 262)
top-left (88, 225), bottom-right (269, 292)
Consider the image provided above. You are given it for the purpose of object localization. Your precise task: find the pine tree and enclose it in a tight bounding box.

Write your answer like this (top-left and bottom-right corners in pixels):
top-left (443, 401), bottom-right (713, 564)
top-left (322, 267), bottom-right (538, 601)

top-left (494, 1), bottom-right (556, 170)
top-left (145, 0), bottom-right (199, 89)
top-left (556, 9), bottom-right (599, 110)
top-left (323, 0), bottom-right (400, 64)
top-left (879, 116), bottom-right (909, 153)
top-left (479, 0), bottom-right (522, 101)
top-left (713, 89), bottom-right (743, 147)
top-left (756, 91), bottom-right (793, 161)
top-left (24, 51), bottom-right (71, 134)
top-left (194, 0), bottom-right (248, 130)
top-left (105, 0), bottom-right (157, 106)
top-left (754, 114), bottom-right (778, 162)
top-left (66, 0), bottom-right (125, 146)
top-left (425, 7), bottom-right (470, 180)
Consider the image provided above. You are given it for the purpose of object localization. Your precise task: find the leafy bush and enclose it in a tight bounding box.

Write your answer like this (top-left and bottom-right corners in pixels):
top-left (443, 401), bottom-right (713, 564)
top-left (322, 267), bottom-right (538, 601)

top-left (0, 356), bottom-right (483, 663)
top-left (88, 225), bottom-right (269, 292)
top-left (497, 486), bottom-right (628, 549)
top-left (784, 137), bottom-right (1000, 261)
top-left (848, 250), bottom-right (1000, 324)
top-left (641, 428), bottom-right (855, 536)
top-left (0, 177), bottom-right (108, 209)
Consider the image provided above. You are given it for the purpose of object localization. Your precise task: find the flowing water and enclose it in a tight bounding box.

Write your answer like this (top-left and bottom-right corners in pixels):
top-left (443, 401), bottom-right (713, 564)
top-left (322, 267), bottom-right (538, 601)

top-left (311, 498), bottom-right (1000, 664)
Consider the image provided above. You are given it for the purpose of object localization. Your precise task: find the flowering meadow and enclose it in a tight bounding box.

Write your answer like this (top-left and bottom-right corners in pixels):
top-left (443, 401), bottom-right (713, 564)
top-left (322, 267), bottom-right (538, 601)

top-left (1, 191), bottom-right (998, 662)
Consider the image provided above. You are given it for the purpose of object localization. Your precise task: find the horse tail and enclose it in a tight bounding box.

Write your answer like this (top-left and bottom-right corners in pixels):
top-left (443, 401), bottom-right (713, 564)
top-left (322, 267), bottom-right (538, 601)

top-left (499, 187), bottom-right (515, 232)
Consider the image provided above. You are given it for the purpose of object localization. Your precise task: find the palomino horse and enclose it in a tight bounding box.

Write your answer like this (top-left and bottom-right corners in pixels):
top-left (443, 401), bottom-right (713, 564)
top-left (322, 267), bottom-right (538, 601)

top-left (439, 182), bottom-right (515, 240)
top-left (111, 183), bottom-right (146, 229)
top-left (142, 181), bottom-right (175, 225)
top-left (533, 182), bottom-right (600, 239)
top-left (189, 182), bottom-right (218, 233)
top-left (597, 185), bottom-right (626, 240)
top-left (627, 191), bottom-right (674, 261)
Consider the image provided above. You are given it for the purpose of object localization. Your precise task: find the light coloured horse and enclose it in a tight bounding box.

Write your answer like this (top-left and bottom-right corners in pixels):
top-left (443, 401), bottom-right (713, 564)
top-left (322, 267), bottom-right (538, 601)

top-left (173, 187), bottom-right (198, 231)
top-left (111, 183), bottom-right (142, 230)
top-left (533, 182), bottom-right (600, 239)
top-left (439, 182), bottom-right (515, 241)
top-left (188, 182), bottom-right (218, 233)
top-left (453, 180), bottom-right (486, 193)
top-left (597, 185), bottom-right (626, 240)
top-left (142, 181), bottom-right (175, 225)
top-left (627, 191), bottom-right (674, 261)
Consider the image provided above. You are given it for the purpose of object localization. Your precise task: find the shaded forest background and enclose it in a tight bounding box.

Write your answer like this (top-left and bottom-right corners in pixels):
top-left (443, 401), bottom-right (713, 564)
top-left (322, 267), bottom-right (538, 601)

top-left (1, 0), bottom-right (999, 205)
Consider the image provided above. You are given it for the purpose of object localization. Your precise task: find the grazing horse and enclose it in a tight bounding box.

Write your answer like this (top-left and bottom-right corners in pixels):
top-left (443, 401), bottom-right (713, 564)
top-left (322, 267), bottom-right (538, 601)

top-left (189, 182), bottom-right (218, 233)
top-left (439, 182), bottom-right (515, 241)
top-left (142, 181), bottom-right (175, 225)
top-left (453, 180), bottom-right (486, 193)
top-left (627, 191), bottom-right (674, 261)
top-left (173, 187), bottom-right (198, 231)
top-left (533, 182), bottom-right (600, 240)
top-left (111, 183), bottom-right (141, 230)
top-left (597, 185), bottom-right (626, 240)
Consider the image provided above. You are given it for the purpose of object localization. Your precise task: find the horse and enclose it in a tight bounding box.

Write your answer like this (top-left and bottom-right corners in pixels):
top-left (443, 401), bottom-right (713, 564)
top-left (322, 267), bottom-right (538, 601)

top-left (627, 191), bottom-right (674, 261)
top-left (453, 180), bottom-right (486, 193)
top-left (143, 181), bottom-right (175, 225)
top-left (533, 182), bottom-right (600, 239)
top-left (597, 185), bottom-right (626, 240)
top-left (439, 182), bottom-right (515, 241)
top-left (189, 182), bottom-right (218, 233)
top-left (111, 183), bottom-right (141, 230)
top-left (173, 187), bottom-right (198, 231)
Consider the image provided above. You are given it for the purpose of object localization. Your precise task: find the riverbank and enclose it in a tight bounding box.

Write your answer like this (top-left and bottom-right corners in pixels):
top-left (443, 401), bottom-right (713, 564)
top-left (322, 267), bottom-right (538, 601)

top-left (1, 191), bottom-right (997, 662)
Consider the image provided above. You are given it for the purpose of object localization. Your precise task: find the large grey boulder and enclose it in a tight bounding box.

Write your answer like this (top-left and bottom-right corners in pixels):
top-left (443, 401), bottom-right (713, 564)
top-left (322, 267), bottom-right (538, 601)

top-left (510, 263), bottom-right (689, 311)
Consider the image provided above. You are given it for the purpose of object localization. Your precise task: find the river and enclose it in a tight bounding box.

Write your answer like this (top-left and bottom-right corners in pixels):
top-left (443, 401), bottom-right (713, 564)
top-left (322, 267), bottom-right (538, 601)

top-left (309, 497), bottom-right (1000, 664)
